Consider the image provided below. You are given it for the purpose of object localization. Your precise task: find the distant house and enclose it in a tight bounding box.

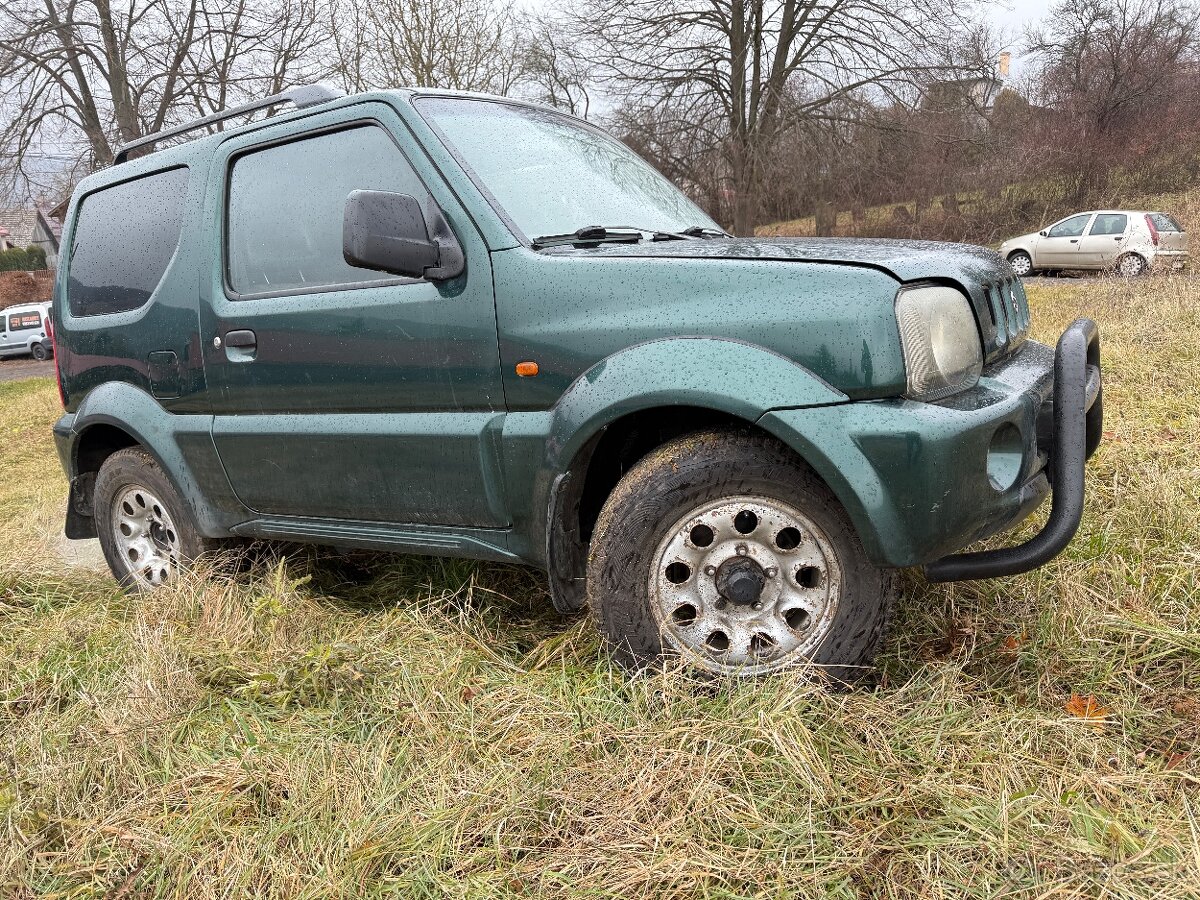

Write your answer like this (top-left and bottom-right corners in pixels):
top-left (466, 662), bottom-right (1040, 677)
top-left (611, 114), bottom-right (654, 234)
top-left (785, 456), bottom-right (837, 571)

top-left (922, 52), bottom-right (1013, 122)
top-left (0, 206), bottom-right (62, 267)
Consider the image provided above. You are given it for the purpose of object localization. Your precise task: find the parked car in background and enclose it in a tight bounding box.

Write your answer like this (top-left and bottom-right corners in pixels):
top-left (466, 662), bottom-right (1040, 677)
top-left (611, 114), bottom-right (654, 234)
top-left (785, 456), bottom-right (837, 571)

top-left (0, 301), bottom-right (53, 360)
top-left (1000, 210), bottom-right (1188, 277)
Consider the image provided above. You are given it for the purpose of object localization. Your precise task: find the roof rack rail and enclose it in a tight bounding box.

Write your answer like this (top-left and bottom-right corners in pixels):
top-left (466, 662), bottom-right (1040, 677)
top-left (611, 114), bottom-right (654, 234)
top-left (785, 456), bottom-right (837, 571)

top-left (113, 83), bottom-right (347, 165)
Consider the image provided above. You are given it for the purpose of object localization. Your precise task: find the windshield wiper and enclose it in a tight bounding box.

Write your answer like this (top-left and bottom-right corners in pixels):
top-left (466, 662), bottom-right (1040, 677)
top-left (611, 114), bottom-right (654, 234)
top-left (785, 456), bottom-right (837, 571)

top-left (531, 225), bottom-right (707, 248)
top-left (678, 225), bottom-right (730, 238)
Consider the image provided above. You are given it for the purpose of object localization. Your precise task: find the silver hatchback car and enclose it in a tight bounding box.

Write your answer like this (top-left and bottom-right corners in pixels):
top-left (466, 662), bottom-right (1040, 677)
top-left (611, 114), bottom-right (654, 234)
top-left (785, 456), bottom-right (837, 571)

top-left (1000, 210), bottom-right (1188, 277)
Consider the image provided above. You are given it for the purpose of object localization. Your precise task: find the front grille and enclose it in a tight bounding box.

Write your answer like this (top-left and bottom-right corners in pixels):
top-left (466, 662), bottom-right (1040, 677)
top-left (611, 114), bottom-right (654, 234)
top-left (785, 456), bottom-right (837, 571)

top-left (982, 276), bottom-right (1030, 354)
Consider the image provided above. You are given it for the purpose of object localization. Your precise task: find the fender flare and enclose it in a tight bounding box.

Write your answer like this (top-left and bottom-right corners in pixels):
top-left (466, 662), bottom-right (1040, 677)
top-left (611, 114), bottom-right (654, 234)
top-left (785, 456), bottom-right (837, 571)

top-left (65, 383), bottom-right (245, 536)
top-left (545, 336), bottom-right (848, 472)
top-left (525, 338), bottom-right (848, 609)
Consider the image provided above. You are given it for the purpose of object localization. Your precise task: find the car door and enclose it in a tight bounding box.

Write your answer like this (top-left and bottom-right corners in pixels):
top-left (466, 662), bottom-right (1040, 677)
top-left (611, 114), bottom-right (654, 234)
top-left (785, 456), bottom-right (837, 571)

top-left (1035, 213), bottom-right (1094, 267)
top-left (1077, 212), bottom-right (1128, 268)
top-left (200, 104), bottom-right (509, 527)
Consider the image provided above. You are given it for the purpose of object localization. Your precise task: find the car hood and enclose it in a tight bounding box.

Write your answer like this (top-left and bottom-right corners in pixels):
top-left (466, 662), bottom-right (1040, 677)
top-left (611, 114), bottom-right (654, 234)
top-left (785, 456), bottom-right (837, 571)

top-left (1001, 231), bottom-right (1041, 248)
top-left (542, 236), bottom-right (1011, 284)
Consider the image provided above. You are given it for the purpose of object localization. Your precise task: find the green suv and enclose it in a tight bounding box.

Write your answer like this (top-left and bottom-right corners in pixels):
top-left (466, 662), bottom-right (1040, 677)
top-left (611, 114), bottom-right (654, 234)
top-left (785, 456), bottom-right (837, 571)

top-left (52, 85), bottom-right (1103, 677)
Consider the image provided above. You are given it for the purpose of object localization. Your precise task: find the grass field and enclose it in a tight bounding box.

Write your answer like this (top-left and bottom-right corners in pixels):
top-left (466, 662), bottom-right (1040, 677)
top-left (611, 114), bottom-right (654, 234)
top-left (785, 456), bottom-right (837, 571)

top-left (3, 274), bottom-right (1200, 898)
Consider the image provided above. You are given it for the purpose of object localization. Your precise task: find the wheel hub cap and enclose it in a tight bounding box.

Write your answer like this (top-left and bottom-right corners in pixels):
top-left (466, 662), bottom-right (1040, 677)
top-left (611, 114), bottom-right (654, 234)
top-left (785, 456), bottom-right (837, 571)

top-left (715, 556), bottom-right (765, 606)
top-left (648, 495), bottom-right (842, 674)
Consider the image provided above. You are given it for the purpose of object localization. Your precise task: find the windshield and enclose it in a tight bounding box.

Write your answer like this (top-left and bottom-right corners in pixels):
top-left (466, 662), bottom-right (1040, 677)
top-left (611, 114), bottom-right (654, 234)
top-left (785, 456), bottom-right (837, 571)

top-left (416, 97), bottom-right (722, 241)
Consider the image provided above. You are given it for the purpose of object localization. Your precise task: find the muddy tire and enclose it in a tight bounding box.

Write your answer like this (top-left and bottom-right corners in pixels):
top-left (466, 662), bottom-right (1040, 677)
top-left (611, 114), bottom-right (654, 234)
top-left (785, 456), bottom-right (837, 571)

top-left (94, 446), bottom-right (218, 592)
top-left (587, 429), bottom-right (897, 681)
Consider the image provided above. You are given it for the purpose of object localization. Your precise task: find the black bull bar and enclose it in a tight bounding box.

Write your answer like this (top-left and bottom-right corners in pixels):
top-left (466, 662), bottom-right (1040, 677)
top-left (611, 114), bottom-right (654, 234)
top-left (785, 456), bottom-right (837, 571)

top-left (924, 318), bottom-right (1103, 582)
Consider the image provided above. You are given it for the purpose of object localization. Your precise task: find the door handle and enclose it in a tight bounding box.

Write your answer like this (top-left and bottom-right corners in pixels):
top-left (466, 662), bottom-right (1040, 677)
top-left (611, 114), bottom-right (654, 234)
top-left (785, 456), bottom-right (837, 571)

top-left (1070, 239), bottom-right (1079, 243)
top-left (223, 329), bottom-right (257, 362)
top-left (224, 329), bottom-right (256, 348)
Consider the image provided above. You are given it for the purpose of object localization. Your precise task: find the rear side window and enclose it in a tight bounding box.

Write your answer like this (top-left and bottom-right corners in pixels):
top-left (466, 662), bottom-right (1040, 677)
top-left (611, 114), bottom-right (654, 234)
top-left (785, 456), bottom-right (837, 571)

top-left (8, 312), bottom-right (41, 331)
top-left (67, 167), bottom-right (189, 317)
top-left (1089, 213), bottom-right (1127, 236)
top-left (1149, 212), bottom-right (1183, 232)
top-left (225, 124), bottom-right (431, 297)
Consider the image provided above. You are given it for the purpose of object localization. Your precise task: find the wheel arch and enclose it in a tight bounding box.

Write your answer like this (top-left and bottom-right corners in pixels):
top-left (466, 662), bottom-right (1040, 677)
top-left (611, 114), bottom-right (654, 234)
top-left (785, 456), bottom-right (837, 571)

top-left (61, 382), bottom-right (247, 539)
top-left (538, 338), bottom-right (850, 612)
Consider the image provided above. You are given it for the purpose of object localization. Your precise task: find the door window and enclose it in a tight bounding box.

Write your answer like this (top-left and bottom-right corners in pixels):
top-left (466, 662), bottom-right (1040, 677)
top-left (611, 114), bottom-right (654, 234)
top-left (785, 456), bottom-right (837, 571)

top-left (1047, 214), bottom-right (1091, 238)
top-left (1088, 213), bottom-right (1127, 236)
top-left (225, 124), bottom-right (432, 297)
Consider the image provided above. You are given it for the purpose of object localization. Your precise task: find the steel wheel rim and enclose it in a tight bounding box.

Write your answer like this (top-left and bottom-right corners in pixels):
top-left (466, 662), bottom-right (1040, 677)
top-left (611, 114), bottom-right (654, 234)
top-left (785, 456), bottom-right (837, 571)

top-left (111, 483), bottom-right (181, 588)
top-left (1010, 254), bottom-right (1031, 276)
top-left (1119, 255), bottom-right (1142, 276)
top-left (648, 495), bottom-right (842, 675)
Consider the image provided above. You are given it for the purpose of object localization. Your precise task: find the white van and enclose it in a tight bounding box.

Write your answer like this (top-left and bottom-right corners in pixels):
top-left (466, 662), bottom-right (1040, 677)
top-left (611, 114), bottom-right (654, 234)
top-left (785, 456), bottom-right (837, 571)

top-left (0, 302), bottom-right (53, 360)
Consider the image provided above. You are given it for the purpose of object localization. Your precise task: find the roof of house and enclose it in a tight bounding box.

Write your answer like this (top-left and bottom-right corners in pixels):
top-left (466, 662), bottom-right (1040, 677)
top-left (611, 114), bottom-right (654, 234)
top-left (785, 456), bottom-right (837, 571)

top-left (0, 207), bottom-right (60, 249)
top-left (0, 209), bottom-right (40, 246)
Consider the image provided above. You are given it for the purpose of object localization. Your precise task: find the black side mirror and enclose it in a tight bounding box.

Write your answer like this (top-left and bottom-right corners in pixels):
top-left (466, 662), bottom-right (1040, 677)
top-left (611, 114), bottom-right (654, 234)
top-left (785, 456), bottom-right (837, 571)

top-left (343, 190), bottom-right (464, 280)
top-left (1039, 230), bottom-right (1049, 237)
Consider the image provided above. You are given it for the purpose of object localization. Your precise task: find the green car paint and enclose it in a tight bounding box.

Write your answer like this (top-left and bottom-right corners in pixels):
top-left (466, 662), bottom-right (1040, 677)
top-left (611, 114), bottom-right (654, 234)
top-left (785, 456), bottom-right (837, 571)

top-left (51, 88), bottom-right (1068, 597)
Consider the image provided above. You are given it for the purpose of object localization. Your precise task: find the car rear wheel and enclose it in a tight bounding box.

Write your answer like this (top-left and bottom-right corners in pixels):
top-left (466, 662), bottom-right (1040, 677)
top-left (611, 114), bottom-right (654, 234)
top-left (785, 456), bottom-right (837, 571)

top-left (94, 447), bottom-right (217, 591)
top-left (1117, 253), bottom-right (1147, 277)
top-left (587, 430), bottom-right (897, 680)
top-left (31, 343), bottom-right (48, 361)
top-left (1008, 251), bottom-right (1033, 277)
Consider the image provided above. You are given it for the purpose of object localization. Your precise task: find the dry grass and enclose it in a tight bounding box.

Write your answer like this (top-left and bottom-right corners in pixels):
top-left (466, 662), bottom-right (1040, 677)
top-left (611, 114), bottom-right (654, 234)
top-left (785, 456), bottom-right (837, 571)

top-left (3, 273), bottom-right (1200, 898)
top-left (757, 185), bottom-right (1200, 245)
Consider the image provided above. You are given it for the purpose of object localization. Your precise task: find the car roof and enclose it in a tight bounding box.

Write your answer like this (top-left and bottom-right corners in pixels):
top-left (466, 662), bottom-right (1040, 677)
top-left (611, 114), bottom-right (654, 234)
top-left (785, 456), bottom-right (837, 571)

top-left (68, 87), bottom-right (565, 204)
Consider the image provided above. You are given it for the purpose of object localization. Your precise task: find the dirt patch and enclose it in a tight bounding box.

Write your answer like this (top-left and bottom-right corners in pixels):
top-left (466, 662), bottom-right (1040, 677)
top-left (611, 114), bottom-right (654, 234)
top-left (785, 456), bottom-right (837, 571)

top-left (0, 356), bottom-right (55, 382)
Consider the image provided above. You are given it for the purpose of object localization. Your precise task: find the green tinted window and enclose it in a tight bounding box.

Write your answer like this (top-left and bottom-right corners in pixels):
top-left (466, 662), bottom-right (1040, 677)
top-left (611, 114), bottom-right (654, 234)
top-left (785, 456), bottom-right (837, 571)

top-left (226, 125), bottom-right (429, 296)
top-left (68, 167), bottom-right (189, 317)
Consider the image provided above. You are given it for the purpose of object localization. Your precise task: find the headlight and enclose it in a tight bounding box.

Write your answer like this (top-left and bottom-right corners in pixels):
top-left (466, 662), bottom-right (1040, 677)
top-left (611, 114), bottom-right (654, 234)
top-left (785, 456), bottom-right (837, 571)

top-left (895, 284), bottom-right (983, 401)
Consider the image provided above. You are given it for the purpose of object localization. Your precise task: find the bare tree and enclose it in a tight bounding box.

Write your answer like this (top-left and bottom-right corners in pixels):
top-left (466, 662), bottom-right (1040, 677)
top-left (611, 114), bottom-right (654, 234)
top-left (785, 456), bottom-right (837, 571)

top-left (576, 0), bottom-right (988, 234)
top-left (330, 0), bottom-right (525, 94)
top-left (520, 18), bottom-right (596, 117)
top-left (0, 0), bottom-right (331, 197)
top-left (1028, 0), bottom-right (1200, 201)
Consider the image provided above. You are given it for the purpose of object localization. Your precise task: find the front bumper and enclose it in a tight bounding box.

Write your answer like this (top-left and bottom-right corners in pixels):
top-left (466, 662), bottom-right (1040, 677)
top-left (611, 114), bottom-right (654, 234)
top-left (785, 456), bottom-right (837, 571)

top-left (758, 319), bottom-right (1102, 575)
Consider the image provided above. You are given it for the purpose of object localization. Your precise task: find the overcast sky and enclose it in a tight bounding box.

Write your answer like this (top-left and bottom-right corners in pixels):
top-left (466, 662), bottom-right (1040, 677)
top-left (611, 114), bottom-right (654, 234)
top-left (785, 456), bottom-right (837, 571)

top-left (987, 0), bottom-right (1053, 73)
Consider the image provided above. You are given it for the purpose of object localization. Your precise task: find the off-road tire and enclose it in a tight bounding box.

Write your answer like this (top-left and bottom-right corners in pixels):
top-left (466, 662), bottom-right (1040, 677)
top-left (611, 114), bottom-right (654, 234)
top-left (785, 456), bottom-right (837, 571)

top-left (587, 429), bottom-right (897, 681)
top-left (94, 446), bottom-right (218, 592)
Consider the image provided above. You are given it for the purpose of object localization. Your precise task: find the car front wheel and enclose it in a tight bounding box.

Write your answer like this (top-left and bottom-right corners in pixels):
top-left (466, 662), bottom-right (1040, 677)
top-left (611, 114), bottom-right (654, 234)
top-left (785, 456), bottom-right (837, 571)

top-left (587, 430), bottom-right (897, 680)
top-left (1008, 251), bottom-right (1033, 277)
top-left (94, 447), bottom-right (217, 591)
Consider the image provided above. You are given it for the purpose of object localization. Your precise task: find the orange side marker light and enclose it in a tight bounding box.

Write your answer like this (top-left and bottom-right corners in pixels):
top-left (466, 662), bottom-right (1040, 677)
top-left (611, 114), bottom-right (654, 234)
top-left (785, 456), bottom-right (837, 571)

top-left (515, 361), bottom-right (540, 377)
